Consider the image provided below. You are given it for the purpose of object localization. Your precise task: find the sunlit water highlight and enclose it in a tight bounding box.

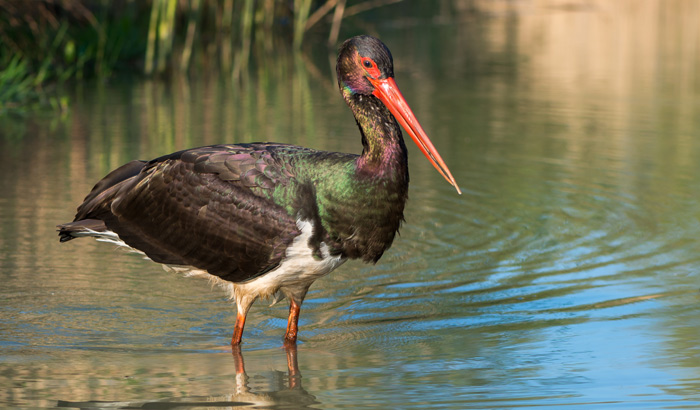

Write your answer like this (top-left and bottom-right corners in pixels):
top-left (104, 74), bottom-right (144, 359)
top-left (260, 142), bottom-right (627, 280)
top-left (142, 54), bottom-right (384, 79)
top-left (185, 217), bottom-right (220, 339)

top-left (2, 2), bottom-right (700, 408)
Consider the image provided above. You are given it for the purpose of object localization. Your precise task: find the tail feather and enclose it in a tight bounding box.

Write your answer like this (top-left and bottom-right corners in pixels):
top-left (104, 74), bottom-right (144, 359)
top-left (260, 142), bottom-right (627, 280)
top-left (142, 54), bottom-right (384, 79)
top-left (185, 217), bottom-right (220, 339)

top-left (58, 160), bottom-right (147, 243)
top-left (57, 219), bottom-right (108, 242)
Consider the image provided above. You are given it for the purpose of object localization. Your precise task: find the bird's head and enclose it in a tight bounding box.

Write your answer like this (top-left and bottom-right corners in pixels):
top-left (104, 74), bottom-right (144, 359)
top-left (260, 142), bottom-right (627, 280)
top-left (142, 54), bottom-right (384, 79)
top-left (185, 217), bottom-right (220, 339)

top-left (337, 35), bottom-right (395, 96)
top-left (336, 35), bottom-right (461, 194)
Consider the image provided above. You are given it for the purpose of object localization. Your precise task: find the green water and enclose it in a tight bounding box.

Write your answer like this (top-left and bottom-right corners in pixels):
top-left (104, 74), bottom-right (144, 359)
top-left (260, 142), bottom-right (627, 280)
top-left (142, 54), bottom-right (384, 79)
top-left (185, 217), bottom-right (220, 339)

top-left (2, 2), bottom-right (700, 408)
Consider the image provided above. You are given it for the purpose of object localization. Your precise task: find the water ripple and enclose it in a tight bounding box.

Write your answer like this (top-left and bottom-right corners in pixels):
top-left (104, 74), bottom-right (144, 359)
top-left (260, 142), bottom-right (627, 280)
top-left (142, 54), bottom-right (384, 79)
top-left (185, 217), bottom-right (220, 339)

top-left (317, 147), bottom-right (700, 353)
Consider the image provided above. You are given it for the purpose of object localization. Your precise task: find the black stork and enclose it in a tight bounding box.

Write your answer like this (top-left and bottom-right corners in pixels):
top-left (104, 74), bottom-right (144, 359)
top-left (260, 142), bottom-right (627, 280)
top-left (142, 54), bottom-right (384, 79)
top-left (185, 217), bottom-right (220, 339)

top-left (58, 35), bottom-right (461, 346)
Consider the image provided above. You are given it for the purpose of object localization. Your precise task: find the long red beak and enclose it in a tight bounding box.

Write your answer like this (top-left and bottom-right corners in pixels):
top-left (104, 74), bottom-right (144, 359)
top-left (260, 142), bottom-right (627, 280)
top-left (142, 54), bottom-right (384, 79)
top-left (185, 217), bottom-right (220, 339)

top-left (369, 77), bottom-right (461, 195)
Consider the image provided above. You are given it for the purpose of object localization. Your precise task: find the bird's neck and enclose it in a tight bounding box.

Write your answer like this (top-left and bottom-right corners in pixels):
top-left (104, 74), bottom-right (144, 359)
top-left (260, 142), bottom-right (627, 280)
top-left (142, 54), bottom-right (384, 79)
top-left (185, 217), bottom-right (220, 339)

top-left (345, 92), bottom-right (409, 180)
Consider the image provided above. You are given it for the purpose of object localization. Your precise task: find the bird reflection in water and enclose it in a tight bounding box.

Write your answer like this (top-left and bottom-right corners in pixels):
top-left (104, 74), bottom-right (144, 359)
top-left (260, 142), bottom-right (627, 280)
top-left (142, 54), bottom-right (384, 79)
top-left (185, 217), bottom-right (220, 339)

top-left (227, 344), bottom-right (316, 408)
top-left (56, 345), bottom-right (318, 409)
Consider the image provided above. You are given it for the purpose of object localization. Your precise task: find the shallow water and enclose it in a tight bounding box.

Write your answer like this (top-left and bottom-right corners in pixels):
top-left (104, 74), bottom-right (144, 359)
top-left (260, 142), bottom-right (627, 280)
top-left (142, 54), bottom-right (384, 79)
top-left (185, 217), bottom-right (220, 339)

top-left (2, 2), bottom-right (700, 409)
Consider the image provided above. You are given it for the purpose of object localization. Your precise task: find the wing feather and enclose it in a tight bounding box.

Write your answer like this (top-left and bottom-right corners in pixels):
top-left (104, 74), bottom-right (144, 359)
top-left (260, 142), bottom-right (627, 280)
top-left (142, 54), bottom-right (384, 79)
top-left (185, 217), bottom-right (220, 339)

top-left (62, 144), bottom-right (306, 282)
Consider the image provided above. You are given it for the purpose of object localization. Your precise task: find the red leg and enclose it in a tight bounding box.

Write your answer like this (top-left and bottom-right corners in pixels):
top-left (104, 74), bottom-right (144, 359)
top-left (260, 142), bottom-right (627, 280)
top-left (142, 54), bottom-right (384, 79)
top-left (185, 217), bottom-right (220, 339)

top-left (231, 311), bottom-right (246, 346)
top-left (284, 299), bottom-right (301, 344)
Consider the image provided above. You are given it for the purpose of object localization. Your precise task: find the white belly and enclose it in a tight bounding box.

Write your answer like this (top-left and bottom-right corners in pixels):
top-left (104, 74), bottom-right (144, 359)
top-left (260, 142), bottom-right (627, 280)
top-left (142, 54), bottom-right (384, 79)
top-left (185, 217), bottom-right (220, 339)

top-left (167, 219), bottom-right (346, 306)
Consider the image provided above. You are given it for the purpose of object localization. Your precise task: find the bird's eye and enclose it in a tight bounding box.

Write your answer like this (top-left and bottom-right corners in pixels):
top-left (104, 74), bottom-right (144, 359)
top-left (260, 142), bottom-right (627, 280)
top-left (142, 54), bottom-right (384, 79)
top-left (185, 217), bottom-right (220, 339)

top-left (361, 57), bottom-right (381, 78)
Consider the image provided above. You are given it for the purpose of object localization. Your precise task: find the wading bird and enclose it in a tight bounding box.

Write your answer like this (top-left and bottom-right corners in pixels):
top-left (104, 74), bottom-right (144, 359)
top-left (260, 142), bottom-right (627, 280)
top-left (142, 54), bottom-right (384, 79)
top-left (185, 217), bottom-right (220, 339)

top-left (58, 35), bottom-right (460, 346)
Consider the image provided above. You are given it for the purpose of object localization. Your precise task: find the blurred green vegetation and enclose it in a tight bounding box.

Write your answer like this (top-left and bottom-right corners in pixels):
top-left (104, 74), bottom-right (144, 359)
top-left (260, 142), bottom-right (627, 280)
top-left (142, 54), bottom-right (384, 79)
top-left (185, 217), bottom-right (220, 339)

top-left (0, 0), bottom-right (409, 116)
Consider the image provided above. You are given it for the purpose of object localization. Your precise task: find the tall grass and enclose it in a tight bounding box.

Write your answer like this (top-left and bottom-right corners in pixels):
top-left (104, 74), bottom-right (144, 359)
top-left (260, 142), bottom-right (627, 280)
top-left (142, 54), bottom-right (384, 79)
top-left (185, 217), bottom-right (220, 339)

top-left (0, 0), bottom-right (411, 114)
top-left (0, 0), bottom-right (147, 115)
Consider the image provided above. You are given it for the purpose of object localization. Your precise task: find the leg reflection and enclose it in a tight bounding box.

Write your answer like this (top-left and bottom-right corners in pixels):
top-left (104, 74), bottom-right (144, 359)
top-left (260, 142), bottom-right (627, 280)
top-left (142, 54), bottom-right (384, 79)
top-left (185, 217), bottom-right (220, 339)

top-left (229, 343), bottom-right (316, 407)
top-left (285, 343), bottom-right (301, 390)
top-left (57, 347), bottom-right (318, 409)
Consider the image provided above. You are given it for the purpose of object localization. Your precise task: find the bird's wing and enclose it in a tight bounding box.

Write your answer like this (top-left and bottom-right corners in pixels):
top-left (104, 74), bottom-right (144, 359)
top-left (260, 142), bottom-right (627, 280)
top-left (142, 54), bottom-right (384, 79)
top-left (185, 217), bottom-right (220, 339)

top-left (70, 144), bottom-right (306, 282)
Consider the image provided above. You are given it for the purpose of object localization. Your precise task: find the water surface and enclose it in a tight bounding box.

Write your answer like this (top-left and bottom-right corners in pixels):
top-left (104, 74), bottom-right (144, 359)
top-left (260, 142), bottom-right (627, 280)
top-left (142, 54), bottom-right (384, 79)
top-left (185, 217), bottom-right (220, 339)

top-left (2, 2), bottom-right (700, 409)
